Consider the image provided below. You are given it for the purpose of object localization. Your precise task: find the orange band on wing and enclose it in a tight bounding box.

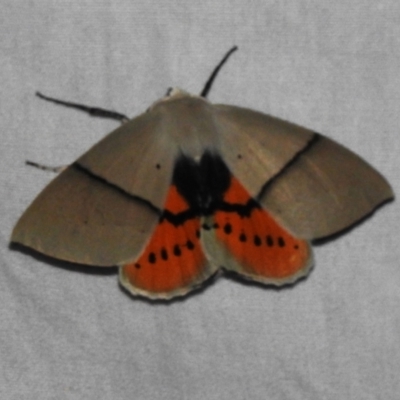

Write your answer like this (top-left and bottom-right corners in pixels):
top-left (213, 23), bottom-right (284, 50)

top-left (215, 177), bottom-right (311, 280)
top-left (121, 185), bottom-right (206, 296)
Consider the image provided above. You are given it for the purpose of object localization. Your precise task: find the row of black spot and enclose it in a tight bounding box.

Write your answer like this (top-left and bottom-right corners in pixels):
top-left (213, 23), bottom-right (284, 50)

top-left (134, 221), bottom-right (299, 269)
top-left (135, 240), bottom-right (196, 268)
top-left (222, 222), bottom-right (292, 248)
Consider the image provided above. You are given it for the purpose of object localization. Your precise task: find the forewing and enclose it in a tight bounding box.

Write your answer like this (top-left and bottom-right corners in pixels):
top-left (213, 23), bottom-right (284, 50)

top-left (11, 94), bottom-right (223, 269)
top-left (213, 104), bottom-right (393, 239)
top-left (260, 135), bottom-right (394, 239)
top-left (11, 165), bottom-right (160, 266)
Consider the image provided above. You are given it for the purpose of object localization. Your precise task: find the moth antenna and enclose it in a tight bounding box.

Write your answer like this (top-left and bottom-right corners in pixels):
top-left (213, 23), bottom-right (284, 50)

top-left (35, 92), bottom-right (129, 123)
top-left (25, 160), bottom-right (67, 173)
top-left (200, 46), bottom-right (238, 98)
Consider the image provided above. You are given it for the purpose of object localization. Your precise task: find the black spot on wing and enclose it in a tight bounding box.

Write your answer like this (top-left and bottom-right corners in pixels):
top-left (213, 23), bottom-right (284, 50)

top-left (253, 235), bottom-right (261, 246)
top-left (223, 223), bottom-right (232, 234)
top-left (161, 248), bottom-right (168, 261)
top-left (239, 233), bottom-right (247, 242)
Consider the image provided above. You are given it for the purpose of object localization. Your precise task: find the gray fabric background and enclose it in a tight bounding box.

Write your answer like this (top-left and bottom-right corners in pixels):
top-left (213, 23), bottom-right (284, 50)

top-left (1, 1), bottom-right (399, 399)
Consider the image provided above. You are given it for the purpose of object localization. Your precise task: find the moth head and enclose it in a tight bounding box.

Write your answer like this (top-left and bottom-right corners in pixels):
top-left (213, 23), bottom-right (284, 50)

top-left (147, 88), bottom-right (206, 112)
top-left (147, 46), bottom-right (239, 113)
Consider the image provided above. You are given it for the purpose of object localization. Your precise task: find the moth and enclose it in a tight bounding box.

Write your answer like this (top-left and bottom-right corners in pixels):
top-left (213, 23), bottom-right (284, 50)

top-left (11, 47), bottom-right (393, 300)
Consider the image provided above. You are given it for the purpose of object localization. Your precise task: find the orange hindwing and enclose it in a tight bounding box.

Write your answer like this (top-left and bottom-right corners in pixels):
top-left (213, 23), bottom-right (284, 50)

top-left (120, 185), bottom-right (216, 299)
top-left (203, 176), bottom-right (312, 285)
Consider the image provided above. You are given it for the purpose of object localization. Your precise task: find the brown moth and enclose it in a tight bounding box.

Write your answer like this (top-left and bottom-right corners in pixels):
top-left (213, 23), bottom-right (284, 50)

top-left (11, 47), bottom-right (394, 300)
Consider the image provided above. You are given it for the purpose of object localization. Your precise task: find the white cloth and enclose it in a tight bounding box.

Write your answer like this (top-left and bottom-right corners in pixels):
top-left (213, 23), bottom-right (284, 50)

top-left (1, 1), bottom-right (399, 399)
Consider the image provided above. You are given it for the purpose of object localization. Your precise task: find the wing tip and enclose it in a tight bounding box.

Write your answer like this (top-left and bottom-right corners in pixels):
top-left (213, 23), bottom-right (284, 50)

top-left (313, 195), bottom-right (395, 245)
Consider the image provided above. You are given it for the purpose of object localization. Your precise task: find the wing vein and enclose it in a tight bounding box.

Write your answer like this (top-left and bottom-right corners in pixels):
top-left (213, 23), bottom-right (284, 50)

top-left (74, 162), bottom-right (162, 215)
top-left (257, 132), bottom-right (321, 200)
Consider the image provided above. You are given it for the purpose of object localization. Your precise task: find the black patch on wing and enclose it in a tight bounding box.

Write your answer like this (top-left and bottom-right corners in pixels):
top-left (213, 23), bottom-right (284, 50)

top-left (162, 151), bottom-right (260, 226)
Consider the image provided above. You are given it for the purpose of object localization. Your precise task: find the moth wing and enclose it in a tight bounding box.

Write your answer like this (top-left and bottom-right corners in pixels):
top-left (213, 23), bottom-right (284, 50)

top-left (11, 165), bottom-right (160, 266)
top-left (201, 177), bottom-right (313, 286)
top-left (11, 106), bottom-right (184, 266)
top-left (213, 105), bottom-right (393, 239)
top-left (120, 185), bottom-right (218, 300)
top-left (259, 135), bottom-right (394, 239)
top-left (11, 94), bottom-right (222, 267)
